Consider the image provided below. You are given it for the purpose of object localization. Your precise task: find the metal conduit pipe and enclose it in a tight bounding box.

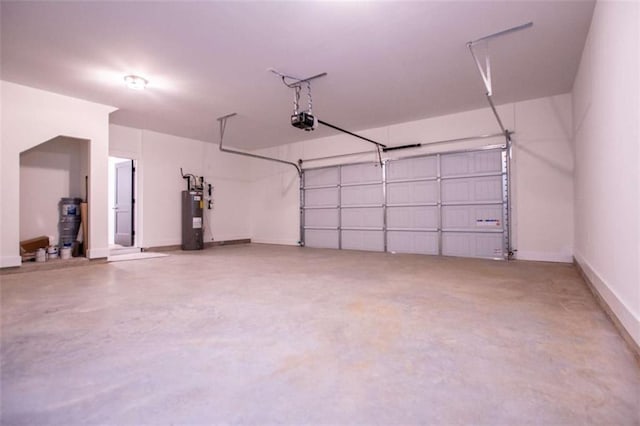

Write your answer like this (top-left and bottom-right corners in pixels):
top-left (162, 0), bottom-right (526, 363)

top-left (504, 132), bottom-right (514, 259)
top-left (217, 113), bottom-right (302, 177)
top-left (317, 119), bottom-right (387, 149)
top-left (486, 95), bottom-right (507, 135)
top-left (299, 132), bottom-right (511, 165)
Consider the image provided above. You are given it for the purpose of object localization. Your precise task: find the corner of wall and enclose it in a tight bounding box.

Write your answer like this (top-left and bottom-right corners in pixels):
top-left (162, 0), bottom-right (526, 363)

top-left (0, 256), bottom-right (22, 269)
top-left (574, 252), bottom-right (640, 351)
top-left (87, 247), bottom-right (109, 260)
top-left (570, 0), bottom-right (640, 352)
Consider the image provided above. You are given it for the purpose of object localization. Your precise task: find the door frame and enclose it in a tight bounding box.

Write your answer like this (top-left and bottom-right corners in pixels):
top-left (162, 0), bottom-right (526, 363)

top-left (108, 156), bottom-right (137, 247)
top-left (300, 143), bottom-right (512, 260)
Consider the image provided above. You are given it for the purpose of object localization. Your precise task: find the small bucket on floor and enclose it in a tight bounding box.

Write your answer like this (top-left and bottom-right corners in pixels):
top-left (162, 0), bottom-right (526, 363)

top-left (60, 247), bottom-right (72, 260)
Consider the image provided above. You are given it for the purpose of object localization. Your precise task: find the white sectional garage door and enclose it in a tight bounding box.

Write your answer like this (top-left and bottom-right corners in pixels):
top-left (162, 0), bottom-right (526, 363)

top-left (301, 166), bottom-right (341, 249)
top-left (439, 150), bottom-right (506, 258)
top-left (302, 147), bottom-right (508, 259)
top-left (386, 155), bottom-right (439, 255)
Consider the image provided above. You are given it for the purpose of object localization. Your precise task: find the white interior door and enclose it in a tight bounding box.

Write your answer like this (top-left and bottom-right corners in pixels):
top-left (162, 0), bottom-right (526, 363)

top-left (114, 160), bottom-right (134, 247)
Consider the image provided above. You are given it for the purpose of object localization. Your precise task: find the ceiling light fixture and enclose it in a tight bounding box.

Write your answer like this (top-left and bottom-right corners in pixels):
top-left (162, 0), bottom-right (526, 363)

top-left (124, 74), bottom-right (148, 90)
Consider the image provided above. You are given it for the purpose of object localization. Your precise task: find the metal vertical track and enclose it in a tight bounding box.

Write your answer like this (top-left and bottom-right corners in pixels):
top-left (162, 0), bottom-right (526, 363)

top-left (299, 170), bottom-right (306, 246)
top-left (501, 150), bottom-right (509, 259)
top-left (338, 165), bottom-right (343, 250)
top-left (382, 160), bottom-right (388, 252)
top-left (436, 153), bottom-right (443, 255)
top-left (505, 134), bottom-right (514, 259)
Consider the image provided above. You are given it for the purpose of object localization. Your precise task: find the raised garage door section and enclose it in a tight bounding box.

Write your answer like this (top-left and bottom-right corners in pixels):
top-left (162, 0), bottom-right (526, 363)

top-left (303, 163), bottom-right (384, 252)
top-left (340, 163), bottom-right (385, 251)
top-left (439, 150), bottom-right (507, 258)
top-left (302, 166), bottom-right (341, 249)
top-left (386, 155), bottom-right (440, 255)
top-left (302, 147), bottom-right (509, 259)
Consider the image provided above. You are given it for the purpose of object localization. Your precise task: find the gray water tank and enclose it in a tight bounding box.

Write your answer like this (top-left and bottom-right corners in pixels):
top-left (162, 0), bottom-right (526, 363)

top-left (58, 197), bottom-right (82, 248)
top-left (181, 190), bottom-right (204, 250)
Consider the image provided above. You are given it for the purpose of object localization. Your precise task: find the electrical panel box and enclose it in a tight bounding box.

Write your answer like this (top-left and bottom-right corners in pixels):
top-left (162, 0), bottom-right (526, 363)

top-left (181, 190), bottom-right (204, 250)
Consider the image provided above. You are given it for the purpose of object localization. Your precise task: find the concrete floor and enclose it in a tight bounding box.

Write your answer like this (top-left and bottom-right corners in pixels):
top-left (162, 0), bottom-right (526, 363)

top-left (1, 244), bottom-right (638, 424)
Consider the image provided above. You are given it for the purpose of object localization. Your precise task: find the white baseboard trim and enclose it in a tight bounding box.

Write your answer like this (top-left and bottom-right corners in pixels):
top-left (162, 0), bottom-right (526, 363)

top-left (143, 239), bottom-right (180, 248)
top-left (87, 247), bottom-right (109, 260)
top-left (0, 255), bottom-right (21, 269)
top-left (251, 238), bottom-right (299, 246)
top-left (516, 250), bottom-right (573, 263)
top-left (210, 235), bottom-right (252, 243)
top-left (574, 252), bottom-right (640, 354)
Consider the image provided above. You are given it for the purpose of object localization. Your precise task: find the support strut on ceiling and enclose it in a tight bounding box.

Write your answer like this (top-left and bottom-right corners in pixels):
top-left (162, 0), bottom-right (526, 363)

top-left (467, 22), bottom-right (533, 135)
top-left (217, 113), bottom-right (302, 177)
top-left (269, 69), bottom-right (328, 89)
top-left (299, 131), bottom-right (512, 165)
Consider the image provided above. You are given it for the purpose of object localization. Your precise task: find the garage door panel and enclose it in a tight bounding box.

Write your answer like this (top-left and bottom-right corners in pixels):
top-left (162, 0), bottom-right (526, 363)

top-left (387, 181), bottom-right (437, 204)
top-left (387, 231), bottom-right (438, 255)
top-left (387, 156), bottom-right (437, 181)
top-left (305, 209), bottom-right (339, 228)
top-left (341, 163), bottom-right (382, 184)
top-left (342, 230), bottom-right (384, 252)
top-left (442, 205), bottom-right (503, 230)
top-left (305, 187), bottom-right (339, 207)
top-left (303, 147), bottom-right (509, 260)
top-left (441, 150), bottom-right (502, 176)
top-left (387, 206), bottom-right (438, 229)
top-left (341, 207), bottom-right (384, 228)
top-left (442, 232), bottom-right (504, 258)
top-left (441, 176), bottom-right (502, 203)
top-left (473, 151), bottom-right (503, 173)
top-left (341, 185), bottom-right (383, 206)
top-left (304, 167), bottom-right (340, 187)
top-left (305, 229), bottom-right (339, 249)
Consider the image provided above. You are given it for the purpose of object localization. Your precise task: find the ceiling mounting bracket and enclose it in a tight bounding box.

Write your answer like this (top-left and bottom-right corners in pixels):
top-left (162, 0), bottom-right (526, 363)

top-left (467, 22), bottom-right (533, 134)
top-left (270, 68), bottom-right (386, 165)
top-left (217, 113), bottom-right (302, 178)
top-left (268, 68), bottom-right (328, 89)
top-left (270, 69), bottom-right (328, 132)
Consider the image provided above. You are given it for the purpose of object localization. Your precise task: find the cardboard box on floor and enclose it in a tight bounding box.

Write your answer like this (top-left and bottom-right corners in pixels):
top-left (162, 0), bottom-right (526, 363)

top-left (20, 236), bottom-right (49, 254)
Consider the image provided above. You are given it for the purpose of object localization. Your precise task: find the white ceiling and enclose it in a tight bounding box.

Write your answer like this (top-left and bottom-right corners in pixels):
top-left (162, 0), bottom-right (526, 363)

top-left (1, 1), bottom-right (594, 150)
